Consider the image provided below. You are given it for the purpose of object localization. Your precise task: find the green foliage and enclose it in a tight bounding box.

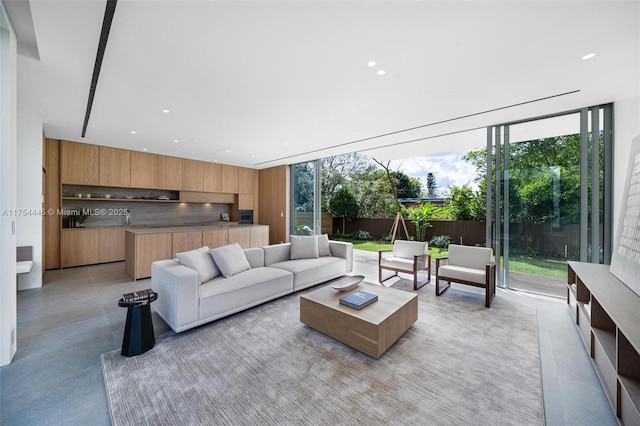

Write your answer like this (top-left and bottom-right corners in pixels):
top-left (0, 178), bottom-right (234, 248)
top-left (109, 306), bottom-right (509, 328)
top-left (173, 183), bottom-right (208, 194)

top-left (406, 202), bottom-right (435, 242)
top-left (293, 163), bottom-right (315, 213)
top-left (329, 187), bottom-right (359, 218)
top-left (429, 235), bottom-right (451, 249)
top-left (449, 184), bottom-right (484, 220)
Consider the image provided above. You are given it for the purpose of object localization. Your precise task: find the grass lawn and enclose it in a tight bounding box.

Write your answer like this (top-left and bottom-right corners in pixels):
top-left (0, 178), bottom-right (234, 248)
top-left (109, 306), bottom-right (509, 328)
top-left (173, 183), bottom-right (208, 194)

top-left (335, 238), bottom-right (567, 278)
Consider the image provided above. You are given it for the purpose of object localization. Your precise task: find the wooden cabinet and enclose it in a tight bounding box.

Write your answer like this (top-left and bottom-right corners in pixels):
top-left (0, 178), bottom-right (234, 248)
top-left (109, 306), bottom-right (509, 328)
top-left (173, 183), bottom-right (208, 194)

top-left (182, 159), bottom-right (204, 191)
top-left (567, 262), bottom-right (640, 425)
top-left (237, 194), bottom-right (253, 210)
top-left (61, 141), bottom-right (100, 185)
top-left (99, 228), bottom-right (125, 262)
top-left (203, 162), bottom-right (222, 192)
top-left (125, 232), bottom-right (173, 280)
top-left (202, 229), bottom-right (228, 248)
top-left (157, 155), bottom-right (182, 190)
top-left (172, 231), bottom-right (203, 257)
top-left (61, 229), bottom-right (100, 267)
top-left (228, 227), bottom-right (251, 248)
top-left (45, 139), bottom-right (61, 269)
top-left (238, 167), bottom-right (256, 194)
top-left (222, 164), bottom-right (239, 194)
top-left (130, 151), bottom-right (158, 189)
top-left (250, 225), bottom-right (269, 247)
top-left (100, 146), bottom-right (131, 187)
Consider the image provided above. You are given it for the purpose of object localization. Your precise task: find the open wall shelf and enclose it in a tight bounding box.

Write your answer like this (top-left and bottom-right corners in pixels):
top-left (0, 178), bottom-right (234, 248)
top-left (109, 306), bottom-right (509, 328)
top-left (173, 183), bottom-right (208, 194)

top-left (567, 261), bottom-right (640, 425)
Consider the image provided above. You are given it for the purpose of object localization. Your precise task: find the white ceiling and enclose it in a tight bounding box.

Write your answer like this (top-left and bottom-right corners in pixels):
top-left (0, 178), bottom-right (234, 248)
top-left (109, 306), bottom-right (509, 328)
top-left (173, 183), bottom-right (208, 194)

top-left (10, 0), bottom-right (640, 169)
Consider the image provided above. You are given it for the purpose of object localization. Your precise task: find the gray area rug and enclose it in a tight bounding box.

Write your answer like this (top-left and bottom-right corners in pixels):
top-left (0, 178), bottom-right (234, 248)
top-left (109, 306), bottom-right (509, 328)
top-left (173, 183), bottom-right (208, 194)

top-left (102, 281), bottom-right (544, 425)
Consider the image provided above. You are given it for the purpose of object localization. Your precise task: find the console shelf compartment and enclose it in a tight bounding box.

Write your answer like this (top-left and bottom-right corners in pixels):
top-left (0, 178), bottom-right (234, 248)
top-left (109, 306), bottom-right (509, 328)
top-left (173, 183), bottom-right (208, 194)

top-left (567, 261), bottom-right (640, 425)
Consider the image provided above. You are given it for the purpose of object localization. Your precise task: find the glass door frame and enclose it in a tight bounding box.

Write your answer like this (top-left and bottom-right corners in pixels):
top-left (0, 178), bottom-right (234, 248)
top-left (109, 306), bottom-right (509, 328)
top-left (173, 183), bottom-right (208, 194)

top-left (488, 104), bottom-right (613, 289)
top-left (290, 159), bottom-right (321, 236)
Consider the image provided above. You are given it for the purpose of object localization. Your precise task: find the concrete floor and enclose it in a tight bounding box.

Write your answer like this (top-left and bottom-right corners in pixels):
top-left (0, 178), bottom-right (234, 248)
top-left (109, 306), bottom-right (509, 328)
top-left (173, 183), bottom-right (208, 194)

top-left (0, 250), bottom-right (617, 425)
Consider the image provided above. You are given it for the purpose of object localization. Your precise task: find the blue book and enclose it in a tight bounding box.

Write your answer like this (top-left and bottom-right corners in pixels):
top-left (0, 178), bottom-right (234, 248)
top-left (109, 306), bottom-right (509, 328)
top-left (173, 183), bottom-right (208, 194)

top-left (339, 290), bottom-right (378, 310)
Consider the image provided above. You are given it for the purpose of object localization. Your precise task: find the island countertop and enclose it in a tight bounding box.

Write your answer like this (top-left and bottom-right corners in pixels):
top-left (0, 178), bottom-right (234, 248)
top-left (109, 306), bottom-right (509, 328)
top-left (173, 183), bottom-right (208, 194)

top-left (124, 223), bottom-right (265, 235)
top-left (124, 223), bottom-right (269, 280)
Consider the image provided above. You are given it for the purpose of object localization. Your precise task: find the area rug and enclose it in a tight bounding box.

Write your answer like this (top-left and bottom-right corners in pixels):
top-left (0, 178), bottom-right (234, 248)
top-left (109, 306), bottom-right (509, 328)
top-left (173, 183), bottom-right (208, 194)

top-left (101, 282), bottom-right (544, 426)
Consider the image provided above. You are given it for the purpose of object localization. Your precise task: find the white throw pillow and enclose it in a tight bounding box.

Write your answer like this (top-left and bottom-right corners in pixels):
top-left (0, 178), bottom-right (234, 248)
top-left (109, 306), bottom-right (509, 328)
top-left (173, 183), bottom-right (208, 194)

top-left (176, 246), bottom-right (220, 284)
top-left (317, 234), bottom-right (332, 257)
top-left (290, 235), bottom-right (319, 259)
top-left (209, 243), bottom-right (251, 278)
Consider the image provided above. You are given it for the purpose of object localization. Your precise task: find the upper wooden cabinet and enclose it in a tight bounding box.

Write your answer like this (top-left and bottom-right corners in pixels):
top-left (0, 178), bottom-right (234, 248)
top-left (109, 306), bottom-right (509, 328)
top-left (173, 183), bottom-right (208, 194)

top-left (203, 162), bottom-right (222, 192)
top-left (182, 159), bottom-right (204, 191)
top-left (156, 155), bottom-right (182, 190)
top-left (100, 146), bottom-right (131, 187)
top-left (238, 167), bottom-right (257, 194)
top-left (222, 164), bottom-right (239, 194)
top-left (61, 141), bottom-right (100, 185)
top-left (130, 151), bottom-right (158, 189)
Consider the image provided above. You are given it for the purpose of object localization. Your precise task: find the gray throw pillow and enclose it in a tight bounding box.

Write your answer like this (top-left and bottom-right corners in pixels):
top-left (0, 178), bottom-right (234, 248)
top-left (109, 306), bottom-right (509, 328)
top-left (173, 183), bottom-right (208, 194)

top-left (209, 243), bottom-right (251, 278)
top-left (290, 235), bottom-right (319, 259)
top-left (176, 246), bottom-right (220, 284)
top-left (317, 234), bottom-right (332, 257)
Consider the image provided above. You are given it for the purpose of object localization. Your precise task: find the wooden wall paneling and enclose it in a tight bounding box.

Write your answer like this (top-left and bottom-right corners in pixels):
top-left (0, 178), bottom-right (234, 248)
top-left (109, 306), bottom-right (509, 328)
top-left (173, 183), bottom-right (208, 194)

top-left (172, 231), bottom-right (203, 257)
top-left (156, 155), bottom-right (183, 190)
top-left (202, 229), bottom-right (228, 248)
top-left (100, 146), bottom-right (131, 187)
top-left (60, 140), bottom-right (99, 185)
top-left (228, 227), bottom-right (251, 248)
top-left (203, 162), bottom-right (223, 192)
top-left (61, 229), bottom-right (100, 267)
top-left (130, 151), bottom-right (158, 189)
top-left (182, 159), bottom-right (204, 191)
top-left (259, 165), bottom-right (287, 244)
top-left (237, 194), bottom-right (253, 210)
top-left (221, 165), bottom-right (239, 194)
top-left (125, 231), bottom-right (136, 279)
top-left (250, 225), bottom-right (269, 247)
top-left (44, 138), bottom-right (61, 269)
top-left (98, 228), bottom-right (126, 263)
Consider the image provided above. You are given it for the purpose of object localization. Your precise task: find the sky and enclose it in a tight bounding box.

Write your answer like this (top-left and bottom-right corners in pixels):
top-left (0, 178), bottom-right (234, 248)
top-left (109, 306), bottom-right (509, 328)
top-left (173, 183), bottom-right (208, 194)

top-left (387, 151), bottom-right (481, 196)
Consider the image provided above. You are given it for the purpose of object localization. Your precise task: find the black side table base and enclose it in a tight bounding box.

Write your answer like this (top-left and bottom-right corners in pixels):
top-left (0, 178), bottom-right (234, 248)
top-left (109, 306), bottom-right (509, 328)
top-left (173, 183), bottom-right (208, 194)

top-left (119, 293), bottom-right (157, 357)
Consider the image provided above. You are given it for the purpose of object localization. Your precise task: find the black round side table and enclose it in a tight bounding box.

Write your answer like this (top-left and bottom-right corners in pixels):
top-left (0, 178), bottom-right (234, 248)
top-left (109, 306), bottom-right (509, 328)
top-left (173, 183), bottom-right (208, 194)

top-left (118, 292), bottom-right (158, 357)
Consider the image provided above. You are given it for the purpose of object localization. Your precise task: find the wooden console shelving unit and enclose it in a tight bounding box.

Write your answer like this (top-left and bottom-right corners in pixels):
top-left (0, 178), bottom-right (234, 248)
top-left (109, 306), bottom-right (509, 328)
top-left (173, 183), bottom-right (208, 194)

top-left (567, 261), bottom-right (640, 425)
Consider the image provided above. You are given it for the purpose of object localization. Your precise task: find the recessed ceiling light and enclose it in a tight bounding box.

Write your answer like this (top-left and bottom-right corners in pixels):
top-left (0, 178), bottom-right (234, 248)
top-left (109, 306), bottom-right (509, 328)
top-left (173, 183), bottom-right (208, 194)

top-left (283, 142), bottom-right (289, 146)
top-left (173, 139), bottom-right (179, 143)
top-left (142, 148), bottom-right (148, 151)
top-left (377, 70), bottom-right (386, 76)
top-left (213, 159), bottom-right (218, 162)
top-left (225, 150), bottom-right (230, 153)
top-left (367, 61), bottom-right (376, 68)
top-left (582, 53), bottom-right (596, 60)
top-left (130, 131), bottom-right (137, 134)
top-left (162, 109), bottom-right (170, 113)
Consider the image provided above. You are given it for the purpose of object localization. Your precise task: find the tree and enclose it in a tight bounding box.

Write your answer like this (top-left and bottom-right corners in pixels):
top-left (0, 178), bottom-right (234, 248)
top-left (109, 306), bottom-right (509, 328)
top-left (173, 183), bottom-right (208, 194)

top-left (406, 202), bottom-right (435, 241)
top-left (292, 163), bottom-right (314, 213)
top-left (320, 153), bottom-right (370, 212)
top-left (372, 159), bottom-right (410, 241)
top-left (329, 187), bottom-right (359, 234)
top-left (426, 172), bottom-right (437, 197)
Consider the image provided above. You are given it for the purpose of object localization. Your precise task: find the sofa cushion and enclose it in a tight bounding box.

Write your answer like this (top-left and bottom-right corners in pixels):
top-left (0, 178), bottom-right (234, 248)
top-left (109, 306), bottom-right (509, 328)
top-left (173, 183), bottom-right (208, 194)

top-left (317, 234), bottom-right (332, 257)
top-left (393, 240), bottom-right (428, 258)
top-left (380, 257), bottom-right (427, 272)
top-left (438, 264), bottom-right (486, 285)
top-left (447, 244), bottom-right (492, 270)
top-left (199, 267), bottom-right (293, 298)
top-left (176, 246), bottom-right (220, 284)
top-left (209, 243), bottom-right (251, 278)
top-left (270, 256), bottom-right (346, 291)
top-left (290, 235), bottom-right (319, 259)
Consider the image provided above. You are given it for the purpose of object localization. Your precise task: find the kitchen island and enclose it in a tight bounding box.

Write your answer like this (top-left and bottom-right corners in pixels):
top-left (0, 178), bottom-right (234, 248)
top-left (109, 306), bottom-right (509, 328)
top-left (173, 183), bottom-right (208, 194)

top-left (124, 223), bottom-right (269, 280)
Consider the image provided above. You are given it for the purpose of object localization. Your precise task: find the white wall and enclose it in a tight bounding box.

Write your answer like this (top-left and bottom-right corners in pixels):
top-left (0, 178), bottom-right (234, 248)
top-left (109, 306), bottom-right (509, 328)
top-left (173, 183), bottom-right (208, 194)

top-left (613, 96), bottom-right (640, 239)
top-left (0, 2), bottom-right (18, 366)
top-left (16, 114), bottom-right (43, 290)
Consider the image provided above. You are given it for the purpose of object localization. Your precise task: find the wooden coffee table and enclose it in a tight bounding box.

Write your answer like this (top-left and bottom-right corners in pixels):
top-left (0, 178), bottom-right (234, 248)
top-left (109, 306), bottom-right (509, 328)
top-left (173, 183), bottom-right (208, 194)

top-left (300, 281), bottom-right (418, 359)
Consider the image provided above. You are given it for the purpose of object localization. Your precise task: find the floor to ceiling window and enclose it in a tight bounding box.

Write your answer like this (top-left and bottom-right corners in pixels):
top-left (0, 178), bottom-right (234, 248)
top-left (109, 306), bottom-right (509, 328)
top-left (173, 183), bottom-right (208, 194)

top-left (489, 105), bottom-right (613, 297)
top-left (290, 160), bottom-right (320, 235)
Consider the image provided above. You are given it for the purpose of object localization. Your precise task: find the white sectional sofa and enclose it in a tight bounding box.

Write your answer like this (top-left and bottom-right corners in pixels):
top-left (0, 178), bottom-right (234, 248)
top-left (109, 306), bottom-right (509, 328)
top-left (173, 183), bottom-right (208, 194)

top-left (151, 236), bottom-right (353, 333)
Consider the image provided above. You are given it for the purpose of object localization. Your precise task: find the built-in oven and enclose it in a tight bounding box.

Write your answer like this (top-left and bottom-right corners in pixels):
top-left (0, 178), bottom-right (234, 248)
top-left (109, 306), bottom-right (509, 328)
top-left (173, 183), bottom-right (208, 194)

top-left (238, 210), bottom-right (253, 224)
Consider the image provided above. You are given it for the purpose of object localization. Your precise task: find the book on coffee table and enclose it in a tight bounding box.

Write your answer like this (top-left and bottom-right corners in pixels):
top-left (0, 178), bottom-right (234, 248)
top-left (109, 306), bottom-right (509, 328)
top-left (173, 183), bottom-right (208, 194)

top-left (339, 290), bottom-right (378, 310)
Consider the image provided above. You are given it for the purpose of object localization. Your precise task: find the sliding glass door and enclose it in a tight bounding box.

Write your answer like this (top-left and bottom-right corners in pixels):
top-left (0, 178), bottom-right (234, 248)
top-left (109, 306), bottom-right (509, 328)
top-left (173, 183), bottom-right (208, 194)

top-left (291, 160), bottom-right (320, 235)
top-left (490, 105), bottom-right (613, 296)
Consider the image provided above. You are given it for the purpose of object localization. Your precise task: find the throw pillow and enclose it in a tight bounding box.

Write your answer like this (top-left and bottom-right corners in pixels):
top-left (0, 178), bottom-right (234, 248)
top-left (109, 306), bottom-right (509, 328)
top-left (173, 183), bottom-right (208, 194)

top-left (176, 246), bottom-right (220, 284)
top-left (209, 243), bottom-right (251, 278)
top-left (317, 234), bottom-right (332, 257)
top-left (290, 235), bottom-right (319, 259)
